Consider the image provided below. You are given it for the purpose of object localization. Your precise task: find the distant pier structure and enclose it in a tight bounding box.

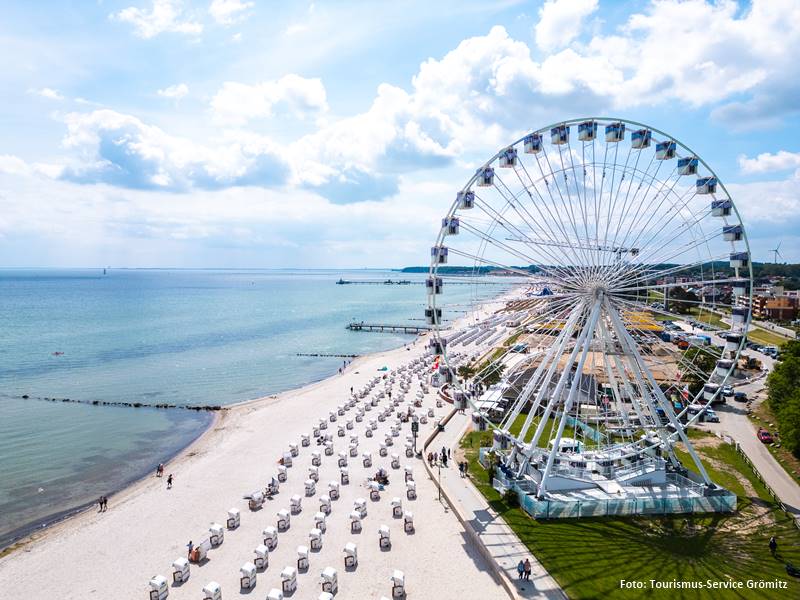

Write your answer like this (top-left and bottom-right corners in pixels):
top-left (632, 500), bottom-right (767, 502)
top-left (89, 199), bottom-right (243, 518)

top-left (347, 322), bottom-right (431, 334)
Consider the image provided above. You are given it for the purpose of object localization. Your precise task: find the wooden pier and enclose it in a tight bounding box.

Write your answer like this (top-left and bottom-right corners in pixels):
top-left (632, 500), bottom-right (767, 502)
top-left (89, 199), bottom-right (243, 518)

top-left (347, 322), bottom-right (431, 334)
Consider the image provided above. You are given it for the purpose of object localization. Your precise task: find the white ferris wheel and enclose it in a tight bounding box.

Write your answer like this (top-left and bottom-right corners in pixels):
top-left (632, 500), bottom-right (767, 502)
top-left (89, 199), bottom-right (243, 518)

top-left (426, 118), bottom-right (752, 505)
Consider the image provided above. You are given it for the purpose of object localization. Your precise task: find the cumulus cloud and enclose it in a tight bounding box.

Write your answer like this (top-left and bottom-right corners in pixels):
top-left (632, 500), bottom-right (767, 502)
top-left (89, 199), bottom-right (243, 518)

top-left (739, 150), bottom-right (800, 175)
top-left (208, 0), bottom-right (254, 26)
top-left (211, 75), bottom-right (328, 125)
top-left (112, 0), bottom-right (203, 39)
top-left (535, 0), bottom-right (598, 52)
top-left (59, 109), bottom-right (286, 190)
top-left (157, 83), bottom-right (189, 101)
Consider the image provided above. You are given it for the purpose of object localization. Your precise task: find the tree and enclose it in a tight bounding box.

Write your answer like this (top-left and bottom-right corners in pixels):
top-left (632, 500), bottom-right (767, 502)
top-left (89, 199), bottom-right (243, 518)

top-left (666, 286), bottom-right (699, 314)
top-left (678, 347), bottom-right (717, 396)
top-left (767, 351), bottom-right (800, 457)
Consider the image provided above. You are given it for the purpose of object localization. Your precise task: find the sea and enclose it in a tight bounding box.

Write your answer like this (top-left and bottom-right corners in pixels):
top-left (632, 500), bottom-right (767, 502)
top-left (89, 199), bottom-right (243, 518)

top-left (0, 268), bottom-right (504, 547)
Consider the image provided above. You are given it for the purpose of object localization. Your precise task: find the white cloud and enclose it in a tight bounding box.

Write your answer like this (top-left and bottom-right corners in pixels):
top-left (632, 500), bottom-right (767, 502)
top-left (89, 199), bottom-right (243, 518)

top-left (739, 150), bottom-right (800, 175)
top-left (211, 75), bottom-right (328, 125)
top-left (157, 83), bottom-right (189, 101)
top-left (535, 0), bottom-right (598, 52)
top-left (285, 23), bottom-right (309, 36)
top-left (209, 0), bottom-right (254, 26)
top-left (112, 0), bottom-right (203, 39)
top-left (28, 87), bottom-right (64, 100)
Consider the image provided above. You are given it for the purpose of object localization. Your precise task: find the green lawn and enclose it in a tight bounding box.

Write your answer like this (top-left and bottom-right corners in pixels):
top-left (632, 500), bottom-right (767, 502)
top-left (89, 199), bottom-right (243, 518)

top-left (460, 428), bottom-right (800, 599)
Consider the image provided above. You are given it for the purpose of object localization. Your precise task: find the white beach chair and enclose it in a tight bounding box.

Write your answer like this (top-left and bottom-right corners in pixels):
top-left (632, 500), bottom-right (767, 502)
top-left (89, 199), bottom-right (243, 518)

top-left (379, 524), bottom-right (391, 549)
top-left (149, 575), bottom-right (168, 599)
top-left (321, 566), bottom-right (338, 594)
top-left (404, 510), bottom-right (414, 533)
top-left (310, 527), bottom-right (323, 550)
top-left (277, 465), bottom-right (288, 483)
top-left (314, 511), bottom-right (327, 533)
top-left (324, 441), bottom-right (333, 456)
top-left (319, 593), bottom-right (334, 600)
top-left (302, 433), bottom-right (310, 447)
top-left (254, 544), bottom-right (269, 570)
top-left (385, 434), bottom-right (393, 446)
top-left (297, 545), bottom-right (309, 571)
top-left (404, 465), bottom-right (414, 482)
top-left (337, 425), bottom-right (345, 437)
top-left (391, 570), bottom-right (405, 598)
top-left (202, 581), bottom-right (222, 600)
top-left (329, 410), bottom-right (337, 422)
top-left (391, 454), bottom-right (400, 469)
top-left (282, 452), bottom-right (293, 468)
top-left (343, 542), bottom-right (358, 568)
top-left (277, 509), bottom-right (290, 531)
top-left (172, 557), bottom-right (190, 583)
top-left (362, 452), bottom-right (372, 468)
top-left (337, 404), bottom-right (345, 416)
top-left (350, 510), bottom-right (362, 533)
top-left (406, 481), bottom-right (416, 500)
top-left (319, 418), bottom-right (327, 431)
top-left (263, 526), bottom-right (278, 550)
top-left (227, 507), bottom-right (241, 529)
top-left (354, 497), bottom-right (367, 518)
top-left (369, 481), bottom-right (381, 501)
top-left (340, 467), bottom-right (349, 485)
top-left (209, 523), bottom-right (224, 547)
top-left (405, 443), bottom-right (413, 458)
top-left (249, 490), bottom-right (264, 510)
top-left (328, 481), bottom-right (340, 500)
top-left (267, 588), bottom-right (284, 600)
top-left (309, 465), bottom-right (319, 482)
top-left (281, 566), bottom-right (297, 594)
top-left (349, 443), bottom-right (358, 457)
top-left (312, 450), bottom-right (322, 466)
top-left (338, 451), bottom-right (348, 467)
top-left (346, 419), bottom-right (354, 430)
top-left (240, 561), bottom-right (257, 590)
top-left (365, 427), bottom-right (374, 438)
top-left (319, 494), bottom-right (331, 515)
top-left (290, 494), bottom-right (302, 514)
top-left (391, 497), bottom-right (403, 519)
top-left (305, 478), bottom-right (316, 496)
top-left (379, 442), bottom-right (388, 457)
top-left (289, 443), bottom-right (299, 457)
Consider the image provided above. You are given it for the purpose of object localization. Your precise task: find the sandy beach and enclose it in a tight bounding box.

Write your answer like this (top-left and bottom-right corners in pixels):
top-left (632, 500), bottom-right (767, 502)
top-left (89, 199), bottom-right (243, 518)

top-left (0, 294), bottom-right (514, 600)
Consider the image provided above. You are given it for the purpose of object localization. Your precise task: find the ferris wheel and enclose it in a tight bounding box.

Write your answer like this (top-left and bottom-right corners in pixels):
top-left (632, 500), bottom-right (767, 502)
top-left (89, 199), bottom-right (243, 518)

top-left (427, 117), bottom-right (752, 499)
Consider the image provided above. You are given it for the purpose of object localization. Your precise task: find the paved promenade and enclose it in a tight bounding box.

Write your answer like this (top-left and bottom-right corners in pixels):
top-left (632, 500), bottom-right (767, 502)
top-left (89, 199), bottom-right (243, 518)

top-left (426, 410), bottom-right (565, 599)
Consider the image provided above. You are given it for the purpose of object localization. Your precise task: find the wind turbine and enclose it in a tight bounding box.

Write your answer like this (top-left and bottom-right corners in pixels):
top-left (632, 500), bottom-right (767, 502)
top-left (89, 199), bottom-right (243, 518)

top-left (770, 242), bottom-right (783, 264)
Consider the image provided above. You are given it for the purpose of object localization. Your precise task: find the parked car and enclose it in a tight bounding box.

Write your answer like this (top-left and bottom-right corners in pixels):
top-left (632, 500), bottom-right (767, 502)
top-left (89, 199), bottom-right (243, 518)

top-left (702, 408), bottom-right (720, 423)
top-left (721, 385), bottom-right (734, 397)
top-left (757, 428), bottom-right (774, 444)
top-left (733, 391), bottom-right (748, 403)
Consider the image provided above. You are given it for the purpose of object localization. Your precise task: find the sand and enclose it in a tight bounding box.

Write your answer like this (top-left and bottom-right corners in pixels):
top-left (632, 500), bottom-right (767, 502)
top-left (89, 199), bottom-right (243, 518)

top-left (0, 297), bottom-right (513, 600)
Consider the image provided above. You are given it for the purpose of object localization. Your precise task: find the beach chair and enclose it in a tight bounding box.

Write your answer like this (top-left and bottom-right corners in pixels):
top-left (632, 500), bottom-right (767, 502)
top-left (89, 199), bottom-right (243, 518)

top-left (278, 465), bottom-right (288, 483)
top-left (319, 593), bottom-right (334, 600)
top-left (297, 545), bottom-right (309, 571)
top-left (385, 434), bottom-right (393, 446)
top-left (188, 540), bottom-right (210, 563)
top-left (391, 570), bottom-right (405, 598)
top-left (202, 581), bottom-right (222, 600)
top-left (314, 511), bottom-right (327, 533)
top-left (277, 509), bottom-right (290, 531)
top-left (436, 399), bottom-right (442, 408)
top-left (329, 410), bottom-right (337, 422)
top-left (319, 418), bottom-right (327, 431)
top-left (148, 575), bottom-right (168, 599)
top-left (328, 481), bottom-right (340, 500)
top-left (371, 420), bottom-right (379, 431)
top-left (379, 524), bottom-right (391, 549)
top-left (311, 450), bottom-right (322, 466)
top-left (324, 441), bottom-right (333, 456)
top-left (172, 557), bottom-right (190, 583)
top-left (263, 526), bottom-right (278, 550)
top-left (391, 497), bottom-right (403, 518)
top-left (350, 510), bottom-right (362, 533)
top-left (349, 443), bottom-right (358, 457)
top-left (314, 494), bottom-right (328, 516)
top-left (355, 413), bottom-right (363, 423)
top-left (379, 443), bottom-right (388, 457)
top-left (249, 490), bottom-right (264, 510)
top-left (310, 527), bottom-right (323, 551)
top-left (391, 454), bottom-right (400, 469)
top-left (290, 494), bottom-right (302, 515)
top-left (369, 481), bottom-right (381, 501)
top-left (340, 467), bottom-right (349, 485)
top-left (267, 588), bottom-right (284, 600)
top-left (406, 481), bottom-right (416, 500)
top-left (301, 434), bottom-right (310, 447)
top-left (420, 415), bottom-right (428, 424)
top-left (305, 479), bottom-right (316, 496)
top-left (378, 412), bottom-right (386, 422)
top-left (354, 497), bottom-right (367, 518)
top-left (282, 452), bottom-right (293, 468)
top-left (240, 562), bottom-right (257, 590)
top-left (427, 408), bottom-right (434, 417)
top-left (313, 425), bottom-right (320, 437)
top-left (404, 511), bottom-right (414, 533)
top-left (321, 567), bottom-right (338, 594)
top-left (281, 567), bottom-right (297, 594)
top-left (362, 452), bottom-right (372, 468)
top-left (227, 508), bottom-right (241, 529)
top-left (338, 451), bottom-right (348, 467)
top-left (289, 443), bottom-right (299, 457)
top-left (209, 523), bottom-right (224, 547)
top-left (405, 443), bottom-right (413, 458)
top-left (343, 542), bottom-right (358, 568)
top-left (254, 544), bottom-right (269, 570)
top-left (337, 425), bottom-right (345, 437)
top-left (309, 466), bottom-right (319, 482)
top-left (346, 419), bottom-right (354, 430)
top-left (404, 465), bottom-right (414, 482)
top-left (350, 434), bottom-right (358, 445)
top-left (365, 427), bottom-right (374, 438)
top-left (338, 404), bottom-right (345, 416)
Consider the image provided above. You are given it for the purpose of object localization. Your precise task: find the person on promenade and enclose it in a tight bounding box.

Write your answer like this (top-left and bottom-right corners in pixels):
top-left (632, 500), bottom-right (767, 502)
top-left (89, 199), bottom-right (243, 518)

top-left (458, 462), bottom-right (464, 477)
top-left (517, 560), bottom-right (525, 580)
top-left (524, 558), bottom-right (532, 580)
top-left (463, 460), bottom-right (469, 476)
top-left (156, 463), bottom-right (164, 477)
top-left (167, 474), bottom-right (174, 489)
top-left (442, 452), bottom-right (448, 468)
top-left (187, 540), bottom-right (193, 557)
top-left (769, 536), bottom-right (778, 556)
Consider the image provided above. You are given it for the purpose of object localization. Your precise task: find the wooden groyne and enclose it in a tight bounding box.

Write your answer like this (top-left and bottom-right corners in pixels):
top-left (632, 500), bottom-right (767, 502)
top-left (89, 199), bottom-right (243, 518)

top-left (13, 394), bottom-right (224, 412)
top-left (296, 353), bottom-right (360, 358)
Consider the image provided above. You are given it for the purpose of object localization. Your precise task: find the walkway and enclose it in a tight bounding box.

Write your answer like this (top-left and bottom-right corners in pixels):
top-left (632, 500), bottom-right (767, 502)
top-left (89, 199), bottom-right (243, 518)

top-left (427, 411), bottom-right (565, 599)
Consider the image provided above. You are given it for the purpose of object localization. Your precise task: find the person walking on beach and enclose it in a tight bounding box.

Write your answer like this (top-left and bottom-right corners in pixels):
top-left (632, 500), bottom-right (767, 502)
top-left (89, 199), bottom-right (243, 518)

top-left (167, 474), bottom-right (174, 489)
top-left (98, 496), bottom-right (104, 512)
top-left (517, 560), bottom-right (525, 580)
top-left (524, 558), bottom-right (532, 580)
top-left (156, 463), bottom-right (164, 477)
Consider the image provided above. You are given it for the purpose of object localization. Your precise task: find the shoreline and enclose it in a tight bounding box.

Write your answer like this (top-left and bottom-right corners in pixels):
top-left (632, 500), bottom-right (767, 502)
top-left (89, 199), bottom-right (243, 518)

top-left (0, 336), bottom-right (415, 556)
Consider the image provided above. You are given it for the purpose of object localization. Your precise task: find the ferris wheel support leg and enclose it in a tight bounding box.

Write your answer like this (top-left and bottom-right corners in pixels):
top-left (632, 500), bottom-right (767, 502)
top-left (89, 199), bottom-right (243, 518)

top-left (538, 298), bottom-right (603, 496)
top-left (528, 302), bottom-right (591, 453)
top-left (607, 302), bottom-right (713, 486)
top-left (598, 320), bottom-right (632, 432)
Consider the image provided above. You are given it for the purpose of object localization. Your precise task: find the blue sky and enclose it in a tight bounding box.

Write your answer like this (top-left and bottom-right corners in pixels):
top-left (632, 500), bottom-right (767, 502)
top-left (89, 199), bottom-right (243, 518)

top-left (0, 0), bottom-right (798, 267)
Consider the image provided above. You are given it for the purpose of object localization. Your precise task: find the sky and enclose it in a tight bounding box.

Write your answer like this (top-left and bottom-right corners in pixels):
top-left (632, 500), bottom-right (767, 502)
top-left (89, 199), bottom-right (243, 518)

top-left (0, 0), bottom-right (798, 268)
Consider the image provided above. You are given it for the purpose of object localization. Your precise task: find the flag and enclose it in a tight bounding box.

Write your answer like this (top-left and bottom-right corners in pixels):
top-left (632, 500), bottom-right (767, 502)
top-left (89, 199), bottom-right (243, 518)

top-left (432, 356), bottom-right (440, 371)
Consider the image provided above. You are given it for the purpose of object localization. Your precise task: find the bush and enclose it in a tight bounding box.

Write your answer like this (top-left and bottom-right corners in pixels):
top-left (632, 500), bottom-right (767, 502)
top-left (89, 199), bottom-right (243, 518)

top-left (503, 487), bottom-right (520, 507)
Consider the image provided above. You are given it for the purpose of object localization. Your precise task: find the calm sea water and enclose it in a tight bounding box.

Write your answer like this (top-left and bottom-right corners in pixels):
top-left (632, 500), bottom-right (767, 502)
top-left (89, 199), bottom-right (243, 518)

top-left (0, 268), bottom-right (500, 546)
